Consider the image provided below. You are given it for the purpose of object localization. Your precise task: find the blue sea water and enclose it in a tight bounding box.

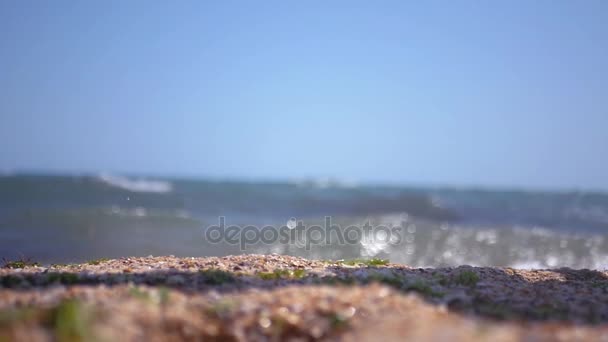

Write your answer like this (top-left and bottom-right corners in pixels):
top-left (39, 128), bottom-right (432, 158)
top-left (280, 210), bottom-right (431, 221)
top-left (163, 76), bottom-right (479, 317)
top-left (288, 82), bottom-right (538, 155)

top-left (1, 174), bottom-right (607, 268)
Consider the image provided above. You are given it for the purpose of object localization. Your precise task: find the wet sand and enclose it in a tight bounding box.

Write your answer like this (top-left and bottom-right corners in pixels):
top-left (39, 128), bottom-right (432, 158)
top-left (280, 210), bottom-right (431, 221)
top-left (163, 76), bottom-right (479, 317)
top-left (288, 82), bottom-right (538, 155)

top-left (1, 254), bottom-right (608, 341)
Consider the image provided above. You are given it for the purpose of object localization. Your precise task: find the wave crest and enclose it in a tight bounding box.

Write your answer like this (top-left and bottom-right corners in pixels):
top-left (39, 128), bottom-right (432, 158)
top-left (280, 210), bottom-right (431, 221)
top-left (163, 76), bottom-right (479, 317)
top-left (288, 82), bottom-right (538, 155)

top-left (97, 174), bottom-right (173, 193)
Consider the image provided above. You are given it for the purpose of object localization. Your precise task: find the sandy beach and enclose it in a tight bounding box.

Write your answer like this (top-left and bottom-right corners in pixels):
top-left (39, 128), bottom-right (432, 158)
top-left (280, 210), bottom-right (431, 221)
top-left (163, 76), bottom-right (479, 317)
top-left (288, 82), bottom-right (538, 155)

top-left (2, 254), bottom-right (608, 341)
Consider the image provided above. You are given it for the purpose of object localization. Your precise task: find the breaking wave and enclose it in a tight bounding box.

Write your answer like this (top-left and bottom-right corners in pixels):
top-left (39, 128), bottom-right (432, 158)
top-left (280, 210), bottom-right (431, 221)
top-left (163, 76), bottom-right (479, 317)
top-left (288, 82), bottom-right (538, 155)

top-left (96, 173), bottom-right (173, 193)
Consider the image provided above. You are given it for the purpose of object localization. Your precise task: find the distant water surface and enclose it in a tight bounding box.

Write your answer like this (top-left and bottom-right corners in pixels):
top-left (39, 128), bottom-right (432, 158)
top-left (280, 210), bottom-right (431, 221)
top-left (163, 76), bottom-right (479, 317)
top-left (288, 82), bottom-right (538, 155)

top-left (1, 174), bottom-right (607, 268)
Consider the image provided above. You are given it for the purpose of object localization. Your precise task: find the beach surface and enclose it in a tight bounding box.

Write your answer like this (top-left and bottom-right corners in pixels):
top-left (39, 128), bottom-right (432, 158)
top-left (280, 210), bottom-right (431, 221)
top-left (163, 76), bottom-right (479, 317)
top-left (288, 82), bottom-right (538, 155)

top-left (2, 254), bottom-right (608, 341)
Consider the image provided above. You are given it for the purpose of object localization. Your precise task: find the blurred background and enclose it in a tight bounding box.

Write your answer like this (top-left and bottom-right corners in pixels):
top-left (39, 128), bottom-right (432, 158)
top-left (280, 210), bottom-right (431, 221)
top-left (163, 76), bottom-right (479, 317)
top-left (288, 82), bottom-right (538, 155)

top-left (1, 1), bottom-right (607, 267)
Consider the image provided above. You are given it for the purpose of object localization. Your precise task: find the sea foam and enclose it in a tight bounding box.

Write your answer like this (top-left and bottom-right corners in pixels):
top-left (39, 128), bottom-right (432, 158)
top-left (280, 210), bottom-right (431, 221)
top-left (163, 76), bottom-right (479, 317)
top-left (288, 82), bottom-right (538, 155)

top-left (97, 173), bottom-right (173, 193)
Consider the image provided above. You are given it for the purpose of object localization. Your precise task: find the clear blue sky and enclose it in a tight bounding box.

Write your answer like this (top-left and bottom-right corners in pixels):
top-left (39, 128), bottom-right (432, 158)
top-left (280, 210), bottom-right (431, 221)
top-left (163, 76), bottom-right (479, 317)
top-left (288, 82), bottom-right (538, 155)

top-left (1, 1), bottom-right (607, 190)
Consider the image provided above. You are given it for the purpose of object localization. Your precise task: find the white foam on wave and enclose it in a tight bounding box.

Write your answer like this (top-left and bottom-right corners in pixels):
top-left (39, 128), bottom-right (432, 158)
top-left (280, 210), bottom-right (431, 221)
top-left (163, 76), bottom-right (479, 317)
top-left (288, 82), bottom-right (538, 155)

top-left (97, 173), bottom-right (173, 193)
top-left (293, 177), bottom-right (359, 189)
top-left (360, 235), bottom-right (389, 257)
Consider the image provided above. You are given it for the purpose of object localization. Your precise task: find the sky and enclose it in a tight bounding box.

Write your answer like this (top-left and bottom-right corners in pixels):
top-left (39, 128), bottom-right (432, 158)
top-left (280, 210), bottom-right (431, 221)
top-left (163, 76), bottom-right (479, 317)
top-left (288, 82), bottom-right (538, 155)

top-left (1, 1), bottom-right (607, 190)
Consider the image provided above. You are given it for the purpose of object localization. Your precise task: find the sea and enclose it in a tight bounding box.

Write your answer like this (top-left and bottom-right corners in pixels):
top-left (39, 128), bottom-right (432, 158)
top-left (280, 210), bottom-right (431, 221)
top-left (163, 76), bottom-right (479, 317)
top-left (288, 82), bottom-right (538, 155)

top-left (1, 173), bottom-right (608, 269)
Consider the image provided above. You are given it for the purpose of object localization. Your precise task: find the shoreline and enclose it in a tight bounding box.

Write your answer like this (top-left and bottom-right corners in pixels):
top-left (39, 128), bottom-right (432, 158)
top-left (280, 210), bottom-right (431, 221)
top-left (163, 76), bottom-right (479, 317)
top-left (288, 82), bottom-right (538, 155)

top-left (2, 254), bottom-right (608, 341)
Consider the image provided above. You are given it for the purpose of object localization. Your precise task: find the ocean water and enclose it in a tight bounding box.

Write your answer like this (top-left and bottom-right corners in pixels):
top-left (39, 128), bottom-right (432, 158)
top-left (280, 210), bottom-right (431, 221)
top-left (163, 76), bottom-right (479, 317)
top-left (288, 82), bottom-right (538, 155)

top-left (1, 174), bottom-right (608, 269)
